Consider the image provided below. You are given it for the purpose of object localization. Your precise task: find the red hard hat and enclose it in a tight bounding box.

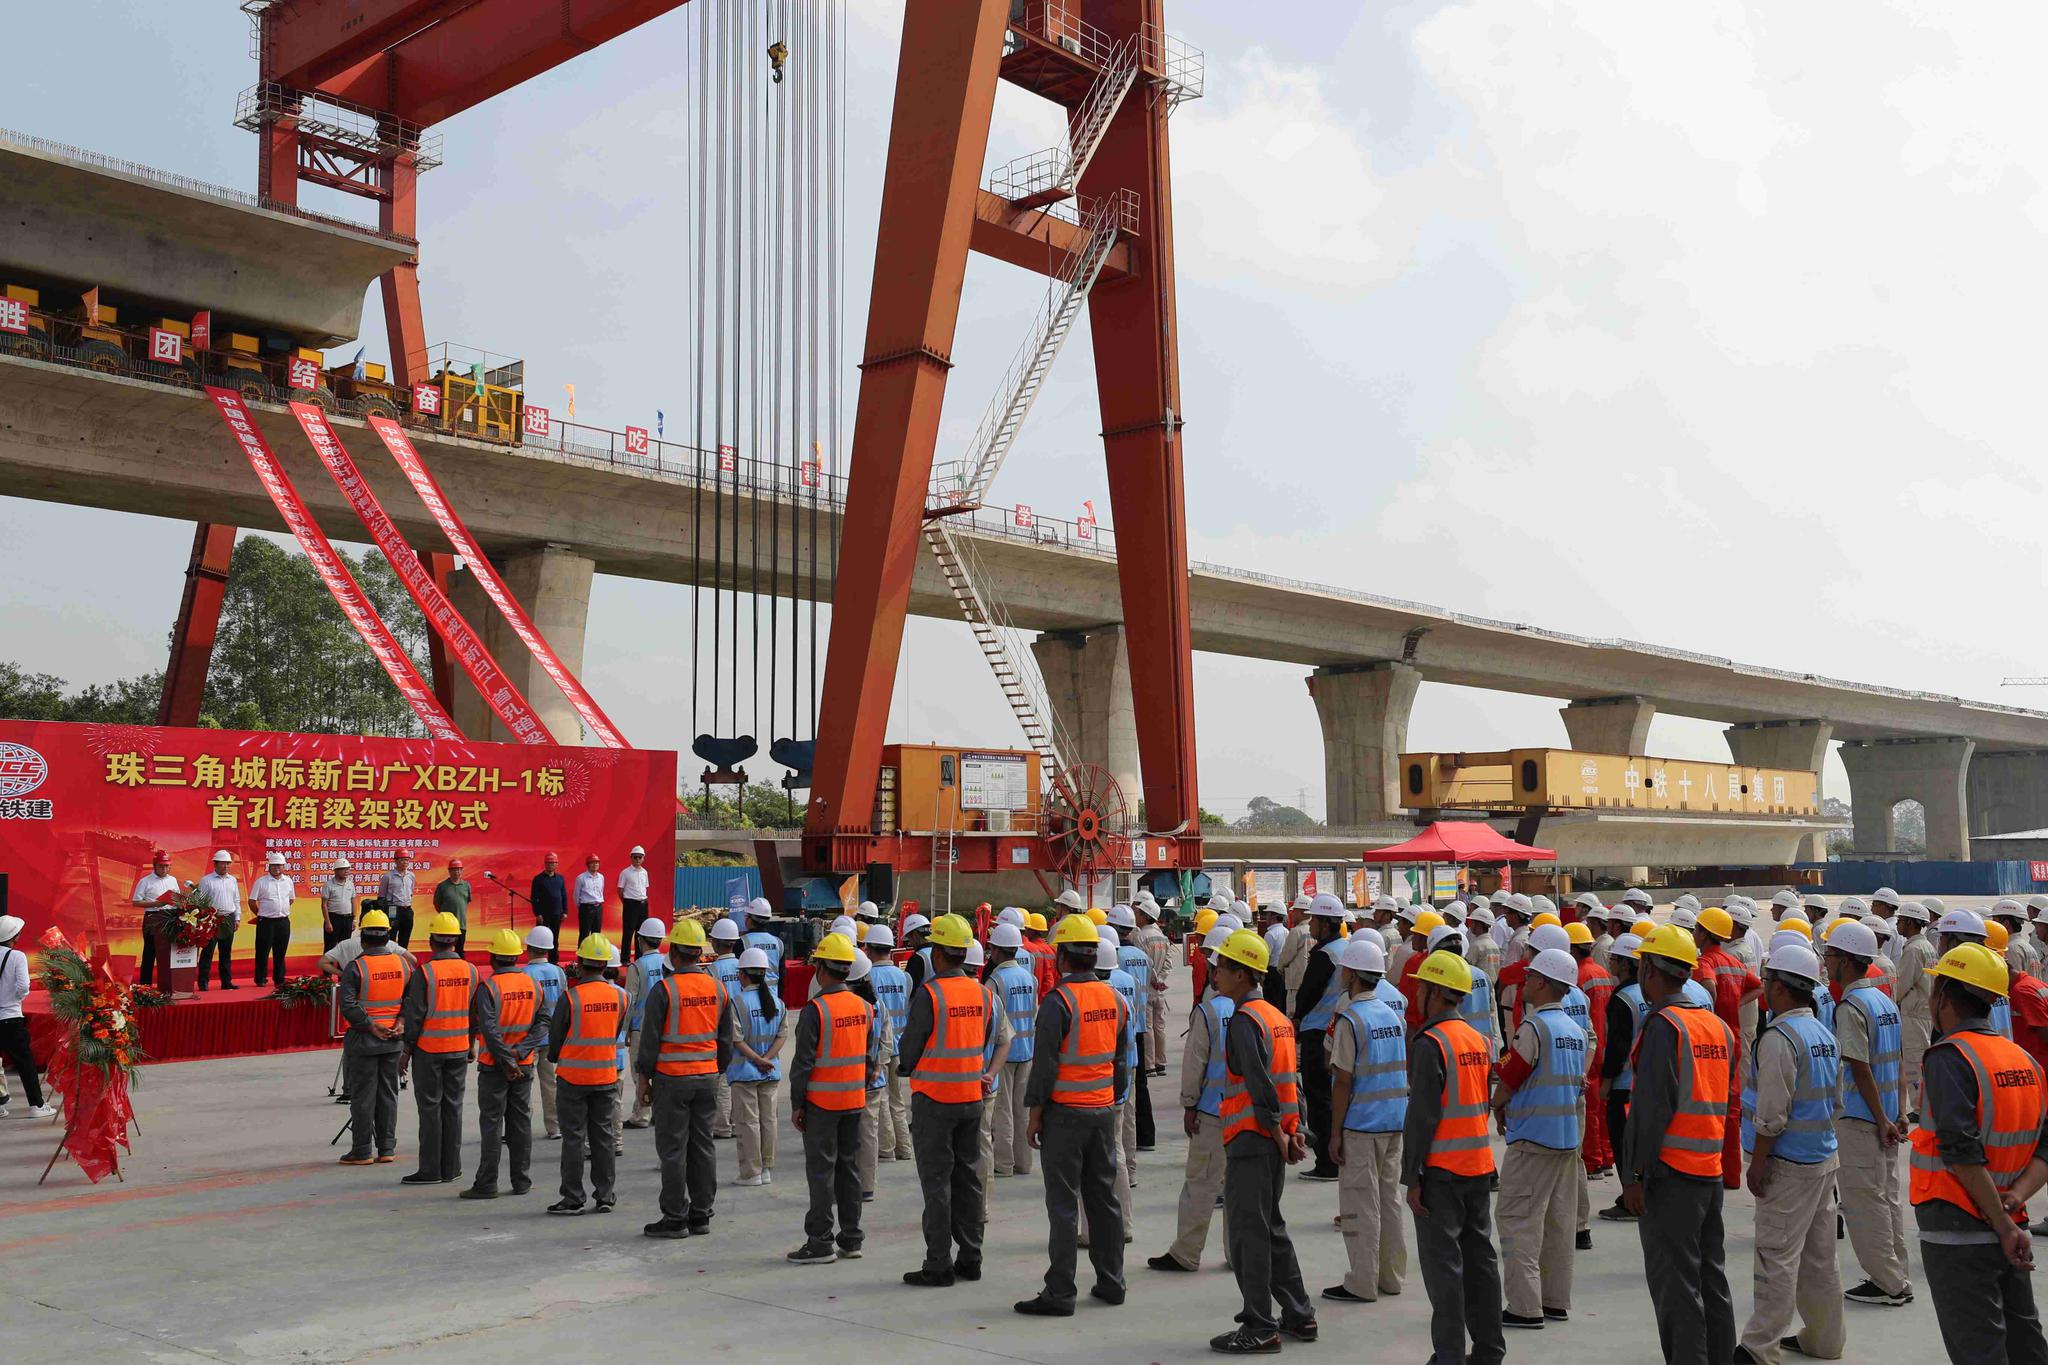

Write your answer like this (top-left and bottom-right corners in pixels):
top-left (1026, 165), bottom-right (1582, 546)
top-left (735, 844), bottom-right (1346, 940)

top-left (151, 849), bottom-right (169, 861)
top-left (395, 849), bottom-right (411, 858)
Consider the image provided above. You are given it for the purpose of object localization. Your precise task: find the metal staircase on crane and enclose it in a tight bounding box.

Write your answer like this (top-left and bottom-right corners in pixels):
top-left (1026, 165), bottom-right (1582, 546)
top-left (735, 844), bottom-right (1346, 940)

top-left (998, 36), bottom-right (1139, 211)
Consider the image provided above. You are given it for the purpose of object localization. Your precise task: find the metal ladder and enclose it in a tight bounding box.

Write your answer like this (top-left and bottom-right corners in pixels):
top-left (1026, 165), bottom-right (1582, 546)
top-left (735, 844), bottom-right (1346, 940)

top-left (1009, 35), bottom-right (1139, 209)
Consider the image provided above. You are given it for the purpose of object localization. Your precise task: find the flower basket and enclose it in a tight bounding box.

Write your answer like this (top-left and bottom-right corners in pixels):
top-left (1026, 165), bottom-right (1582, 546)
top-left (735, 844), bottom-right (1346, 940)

top-left (272, 975), bottom-right (335, 1010)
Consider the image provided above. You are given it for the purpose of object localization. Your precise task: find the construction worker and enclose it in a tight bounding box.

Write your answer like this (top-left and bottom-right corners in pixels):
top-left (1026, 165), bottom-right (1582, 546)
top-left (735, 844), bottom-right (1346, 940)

top-left (1892, 904), bottom-right (1936, 1118)
top-left (520, 927), bottom-right (567, 1141)
top-left (1110, 905), bottom-right (1157, 1152)
top-left (902, 911), bottom-right (935, 990)
top-left (1816, 922), bottom-right (1913, 1313)
top-left (1688, 904), bottom-right (1763, 1192)
top-left (1398, 909), bottom-right (1448, 1029)
top-left (1135, 895), bottom-right (1173, 1073)
top-left (397, 911), bottom-right (477, 1186)
top-left (859, 923), bottom-right (913, 1164)
top-left (707, 918), bottom-right (742, 1138)
top-left (1096, 929), bottom-right (1140, 1234)
top-left (1431, 924), bottom-right (1495, 1057)
top-left (742, 897), bottom-right (783, 996)
top-left (1487, 946), bottom-right (1586, 1332)
top-left (546, 933), bottom-right (627, 1215)
top-left (1566, 923), bottom-right (1614, 1182)
top-left (1256, 900), bottom-right (1291, 1005)
top-left (1596, 933), bottom-right (1647, 1223)
top-left (1149, 923), bottom-right (1237, 1275)
top-left (465, 929), bottom-right (546, 1199)
top-left (898, 912), bottom-right (990, 1287)
top-left (635, 920), bottom-right (733, 1236)
top-left (1015, 912), bottom-right (1130, 1316)
top-left (1021, 910), bottom-right (1059, 997)
top-left (1288, 893), bottom-right (1349, 1184)
top-left (1324, 933), bottom-right (1408, 1305)
top-left (728, 945), bottom-right (787, 1187)
top-left (1586, 903), bottom-right (1614, 969)
top-left (788, 933), bottom-right (878, 1263)
top-left (1467, 902), bottom-right (1500, 986)
top-left (1622, 924), bottom-right (1738, 1365)
top-left (620, 917), bottom-right (669, 1130)
top-left (1911, 943), bottom-right (2048, 1361)
top-left (336, 909), bottom-right (412, 1166)
top-left (1403, 949), bottom-right (1504, 1365)
top-left (989, 922), bottom-right (1038, 1176)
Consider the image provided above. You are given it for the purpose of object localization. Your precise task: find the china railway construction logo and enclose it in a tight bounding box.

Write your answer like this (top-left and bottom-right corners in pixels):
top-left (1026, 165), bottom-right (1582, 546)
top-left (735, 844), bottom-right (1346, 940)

top-left (0, 741), bottom-right (49, 798)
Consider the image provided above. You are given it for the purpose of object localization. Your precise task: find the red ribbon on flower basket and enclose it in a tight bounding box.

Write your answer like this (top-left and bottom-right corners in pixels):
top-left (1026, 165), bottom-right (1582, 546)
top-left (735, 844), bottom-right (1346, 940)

top-left (35, 927), bottom-right (141, 1184)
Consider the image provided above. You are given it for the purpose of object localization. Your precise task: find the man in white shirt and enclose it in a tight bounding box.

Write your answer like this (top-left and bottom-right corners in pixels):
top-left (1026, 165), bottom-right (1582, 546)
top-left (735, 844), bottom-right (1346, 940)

top-left (0, 915), bottom-right (55, 1117)
top-left (574, 855), bottom-right (606, 952)
top-left (131, 849), bottom-right (180, 990)
top-left (619, 845), bottom-right (652, 946)
top-left (197, 851), bottom-right (243, 991)
top-left (251, 852), bottom-right (296, 987)
top-left (378, 851), bottom-right (418, 950)
top-left (321, 862), bottom-right (358, 948)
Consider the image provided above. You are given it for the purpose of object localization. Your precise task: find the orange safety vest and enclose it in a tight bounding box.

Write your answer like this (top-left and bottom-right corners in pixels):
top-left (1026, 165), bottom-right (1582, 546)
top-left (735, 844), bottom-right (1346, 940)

top-left (656, 972), bottom-right (725, 1077)
top-left (1657, 1005), bottom-right (1735, 1178)
top-left (1910, 1029), bottom-right (2047, 1222)
top-left (416, 956), bottom-right (478, 1054)
top-left (557, 977), bottom-right (627, 1086)
top-left (357, 951), bottom-right (411, 1033)
top-left (911, 974), bottom-right (990, 1103)
top-left (1051, 979), bottom-right (1123, 1108)
top-left (1223, 998), bottom-right (1302, 1145)
top-left (808, 989), bottom-right (872, 1112)
top-left (478, 970), bottom-right (539, 1067)
top-left (1420, 1016), bottom-right (1495, 1176)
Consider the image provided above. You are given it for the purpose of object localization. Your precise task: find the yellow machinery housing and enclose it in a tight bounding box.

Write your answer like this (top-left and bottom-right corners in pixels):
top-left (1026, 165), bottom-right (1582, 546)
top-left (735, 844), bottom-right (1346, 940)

top-left (875, 743), bottom-right (1042, 835)
top-left (1402, 748), bottom-right (1819, 817)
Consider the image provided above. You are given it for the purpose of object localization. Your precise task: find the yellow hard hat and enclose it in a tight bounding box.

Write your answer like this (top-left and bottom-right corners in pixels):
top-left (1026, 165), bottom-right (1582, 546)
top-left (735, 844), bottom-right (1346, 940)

top-left (359, 909), bottom-right (391, 931)
top-left (1930, 942), bottom-right (2011, 999)
top-left (489, 928), bottom-right (524, 957)
top-left (926, 913), bottom-right (973, 950)
top-left (1195, 908), bottom-right (1218, 936)
top-left (1531, 911), bottom-right (1563, 930)
top-left (1636, 923), bottom-right (1701, 970)
top-left (668, 919), bottom-right (708, 949)
top-left (1987, 920), bottom-right (2011, 952)
top-left (1415, 949), bottom-right (1473, 995)
top-left (1696, 906), bottom-right (1735, 941)
top-left (812, 932), bottom-right (858, 965)
top-left (1052, 913), bottom-right (1100, 947)
top-left (1411, 910), bottom-right (1445, 937)
top-left (1026, 912), bottom-right (1048, 933)
top-left (1087, 907), bottom-right (1108, 926)
top-left (577, 933), bottom-right (613, 965)
top-left (1565, 922), bottom-right (1594, 946)
top-left (428, 911), bottom-right (463, 937)
top-left (1779, 918), bottom-right (1813, 940)
top-left (1631, 917), bottom-right (1656, 938)
top-left (1217, 928), bottom-right (1270, 975)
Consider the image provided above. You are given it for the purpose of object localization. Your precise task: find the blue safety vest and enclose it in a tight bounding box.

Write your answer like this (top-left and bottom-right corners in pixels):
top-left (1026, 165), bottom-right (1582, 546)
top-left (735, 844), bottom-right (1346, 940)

top-left (1680, 977), bottom-right (1713, 1009)
top-left (1109, 968), bottom-right (1138, 1103)
top-left (1459, 971), bottom-right (1494, 1037)
top-left (1993, 995), bottom-right (2013, 1039)
top-left (1301, 966), bottom-right (1345, 1033)
top-left (1835, 982), bottom-right (1903, 1125)
top-left (1561, 985), bottom-right (1592, 1043)
top-left (1373, 977), bottom-right (1407, 1013)
top-left (727, 981), bottom-right (785, 1083)
top-left (1195, 995), bottom-right (1236, 1117)
top-left (709, 952), bottom-right (740, 996)
top-left (869, 961), bottom-right (912, 1056)
top-left (1740, 1011), bottom-right (1839, 1164)
top-left (629, 950), bottom-right (668, 1030)
top-left (743, 930), bottom-right (783, 986)
top-left (1118, 944), bottom-right (1153, 1024)
top-left (1613, 983), bottom-right (1647, 1091)
top-left (1506, 1006), bottom-right (1588, 1150)
top-left (992, 959), bottom-right (1037, 1063)
top-left (526, 960), bottom-right (567, 1018)
top-left (1813, 982), bottom-right (1834, 1031)
top-left (1338, 993), bottom-right (1408, 1133)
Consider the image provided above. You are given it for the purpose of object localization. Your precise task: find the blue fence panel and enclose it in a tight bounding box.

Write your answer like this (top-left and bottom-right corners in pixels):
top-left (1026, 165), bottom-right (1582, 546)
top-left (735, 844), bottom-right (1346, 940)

top-left (674, 866), bottom-right (762, 910)
top-left (1820, 860), bottom-right (2036, 897)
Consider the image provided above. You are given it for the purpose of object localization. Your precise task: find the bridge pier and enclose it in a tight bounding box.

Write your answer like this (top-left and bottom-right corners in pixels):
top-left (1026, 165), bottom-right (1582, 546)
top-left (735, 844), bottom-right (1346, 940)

top-left (1838, 736), bottom-right (1975, 860)
top-left (446, 543), bottom-right (595, 744)
top-left (1560, 696), bottom-right (1656, 754)
top-left (1969, 749), bottom-right (2048, 840)
top-left (1032, 627), bottom-right (1140, 808)
top-left (1726, 719), bottom-right (1835, 861)
top-left (1308, 661), bottom-right (1419, 829)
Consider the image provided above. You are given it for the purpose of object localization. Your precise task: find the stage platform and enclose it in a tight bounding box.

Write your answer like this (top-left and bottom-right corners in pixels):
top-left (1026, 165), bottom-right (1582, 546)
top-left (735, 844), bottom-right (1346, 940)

top-left (26, 983), bottom-right (339, 1066)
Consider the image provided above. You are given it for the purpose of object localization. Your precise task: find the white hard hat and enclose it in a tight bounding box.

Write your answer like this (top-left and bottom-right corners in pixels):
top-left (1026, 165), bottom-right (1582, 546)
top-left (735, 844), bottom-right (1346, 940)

top-left (1769, 929), bottom-right (1810, 955)
top-left (1095, 938), bottom-right (1119, 971)
top-left (1609, 933), bottom-right (1642, 960)
top-left (1137, 899), bottom-right (1161, 920)
top-left (607, 947), bottom-right (623, 968)
top-left (212, 849), bottom-right (232, 862)
top-left (1530, 947), bottom-right (1579, 988)
top-left (846, 951), bottom-right (871, 982)
top-left (858, 900), bottom-right (882, 920)
top-left (1826, 922), bottom-right (1879, 959)
top-left (1726, 900), bottom-right (1754, 928)
top-left (1107, 904), bottom-right (1138, 929)
top-left (1206, 892), bottom-right (1233, 913)
top-left (1621, 888), bottom-right (1652, 907)
top-left (737, 947), bottom-right (771, 970)
top-left (901, 913), bottom-right (931, 934)
top-left (524, 925), bottom-right (555, 950)
top-left (1770, 889), bottom-right (1802, 911)
top-left (1395, 903), bottom-right (1421, 924)
top-left (747, 896), bottom-right (774, 918)
top-left (1575, 891), bottom-right (1605, 912)
top-left (1468, 904), bottom-right (1495, 926)
top-left (1993, 899), bottom-right (2028, 921)
top-left (0, 915), bottom-right (23, 945)
top-left (1371, 894), bottom-right (1398, 913)
top-left (1668, 906), bottom-right (1699, 930)
top-left (711, 918), bottom-right (742, 941)
top-left (1202, 926), bottom-right (1234, 951)
top-left (1097, 926), bottom-right (1118, 949)
top-left (1765, 942), bottom-right (1822, 985)
top-left (1859, 913), bottom-right (1890, 933)
top-left (2028, 895), bottom-right (2048, 919)
top-left (989, 922), bottom-right (1023, 949)
top-left (997, 906), bottom-right (1027, 928)
top-left (332, 859), bottom-right (350, 870)
top-left (1801, 893), bottom-right (1830, 913)
top-left (1309, 892), bottom-right (1347, 919)
top-left (1340, 936), bottom-right (1387, 973)
top-left (630, 845), bottom-right (646, 856)
top-left (829, 915), bottom-right (857, 938)
top-left (1056, 888), bottom-right (1087, 911)
top-left (1232, 899), bottom-right (1254, 920)
top-left (1840, 896), bottom-right (1869, 916)
top-left (1871, 887), bottom-right (1901, 909)
top-left (1427, 924), bottom-right (1465, 953)
top-left (1214, 913), bottom-right (1243, 933)
top-left (266, 852), bottom-right (285, 864)
top-left (1529, 923), bottom-right (1571, 954)
top-left (638, 918), bottom-right (668, 941)
top-left (1937, 909), bottom-right (1987, 939)
top-left (1530, 895), bottom-right (1555, 916)
top-left (1673, 893), bottom-right (1701, 912)
top-left (1136, 888), bottom-right (1158, 905)
top-left (1921, 897), bottom-right (1947, 917)
top-left (964, 940), bottom-right (985, 968)
top-left (865, 924), bottom-right (896, 948)
top-left (1291, 894), bottom-right (1312, 912)
top-left (1508, 893), bottom-right (1534, 916)
top-left (1441, 903), bottom-right (1468, 925)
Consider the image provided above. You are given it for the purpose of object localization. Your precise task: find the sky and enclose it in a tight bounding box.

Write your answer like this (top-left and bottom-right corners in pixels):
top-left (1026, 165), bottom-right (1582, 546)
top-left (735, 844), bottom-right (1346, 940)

top-left (4, 0), bottom-right (2046, 820)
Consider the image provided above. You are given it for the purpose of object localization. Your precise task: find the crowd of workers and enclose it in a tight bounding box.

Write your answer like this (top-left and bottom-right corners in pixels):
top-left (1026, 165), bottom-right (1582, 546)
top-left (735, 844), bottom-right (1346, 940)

top-left (309, 880), bottom-right (2048, 1360)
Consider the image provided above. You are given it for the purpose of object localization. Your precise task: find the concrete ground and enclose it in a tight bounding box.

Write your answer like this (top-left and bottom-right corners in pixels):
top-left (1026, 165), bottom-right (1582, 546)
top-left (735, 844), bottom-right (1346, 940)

top-left (0, 1044), bottom-right (1958, 1363)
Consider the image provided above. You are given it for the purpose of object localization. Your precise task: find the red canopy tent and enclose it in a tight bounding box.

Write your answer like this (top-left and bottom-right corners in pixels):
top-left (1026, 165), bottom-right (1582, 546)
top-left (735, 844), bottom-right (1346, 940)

top-left (1359, 821), bottom-right (1556, 863)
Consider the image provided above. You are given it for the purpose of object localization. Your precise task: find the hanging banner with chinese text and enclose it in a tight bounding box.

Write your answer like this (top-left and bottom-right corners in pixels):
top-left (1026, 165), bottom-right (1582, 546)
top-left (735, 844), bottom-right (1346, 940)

top-left (205, 389), bottom-right (461, 740)
top-left (364, 415), bottom-right (630, 749)
top-left (289, 402), bottom-right (553, 745)
top-left (0, 719), bottom-right (675, 968)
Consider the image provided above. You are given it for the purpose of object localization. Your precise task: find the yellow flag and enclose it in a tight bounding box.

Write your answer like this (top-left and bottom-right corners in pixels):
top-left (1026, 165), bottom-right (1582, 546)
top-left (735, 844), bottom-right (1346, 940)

top-left (839, 875), bottom-right (859, 913)
top-left (564, 382), bottom-right (576, 418)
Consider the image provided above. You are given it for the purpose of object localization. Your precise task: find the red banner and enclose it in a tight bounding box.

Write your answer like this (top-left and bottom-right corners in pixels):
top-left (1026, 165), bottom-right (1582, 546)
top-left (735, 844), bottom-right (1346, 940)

top-left (289, 402), bottom-right (552, 745)
top-left (205, 389), bottom-right (461, 740)
top-left (0, 719), bottom-right (677, 968)
top-left (2033, 861), bottom-right (2048, 884)
top-left (365, 414), bottom-right (631, 749)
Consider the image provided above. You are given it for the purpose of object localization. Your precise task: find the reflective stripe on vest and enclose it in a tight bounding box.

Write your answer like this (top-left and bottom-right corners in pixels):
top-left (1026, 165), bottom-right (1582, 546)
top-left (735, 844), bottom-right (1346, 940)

top-left (656, 973), bottom-right (724, 1077)
top-left (418, 957), bottom-right (477, 1054)
top-left (994, 960), bottom-right (1038, 1062)
top-left (1458, 972), bottom-right (1493, 1037)
top-left (1659, 1005), bottom-right (1734, 1178)
top-left (1506, 1007), bottom-right (1588, 1150)
top-left (1614, 983), bottom-right (1647, 1091)
top-left (1910, 1030), bottom-right (2046, 1222)
top-left (1741, 1012), bottom-right (1838, 1163)
top-left (1561, 987), bottom-right (1592, 1049)
top-left (1223, 998), bottom-right (1301, 1145)
top-left (1340, 995), bottom-right (1408, 1133)
top-left (1053, 980), bottom-right (1123, 1109)
top-left (910, 975), bottom-right (988, 1102)
top-left (808, 990), bottom-right (872, 1111)
top-left (558, 979), bottom-right (626, 1086)
top-left (1196, 995), bottom-right (1236, 1117)
top-left (1422, 1016), bottom-right (1496, 1176)
top-left (358, 952), bottom-right (411, 1033)
top-left (1302, 969), bottom-right (1345, 1033)
top-left (728, 980), bottom-right (785, 1083)
top-left (1838, 982), bottom-right (1903, 1125)
top-left (481, 970), bottom-right (538, 1066)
